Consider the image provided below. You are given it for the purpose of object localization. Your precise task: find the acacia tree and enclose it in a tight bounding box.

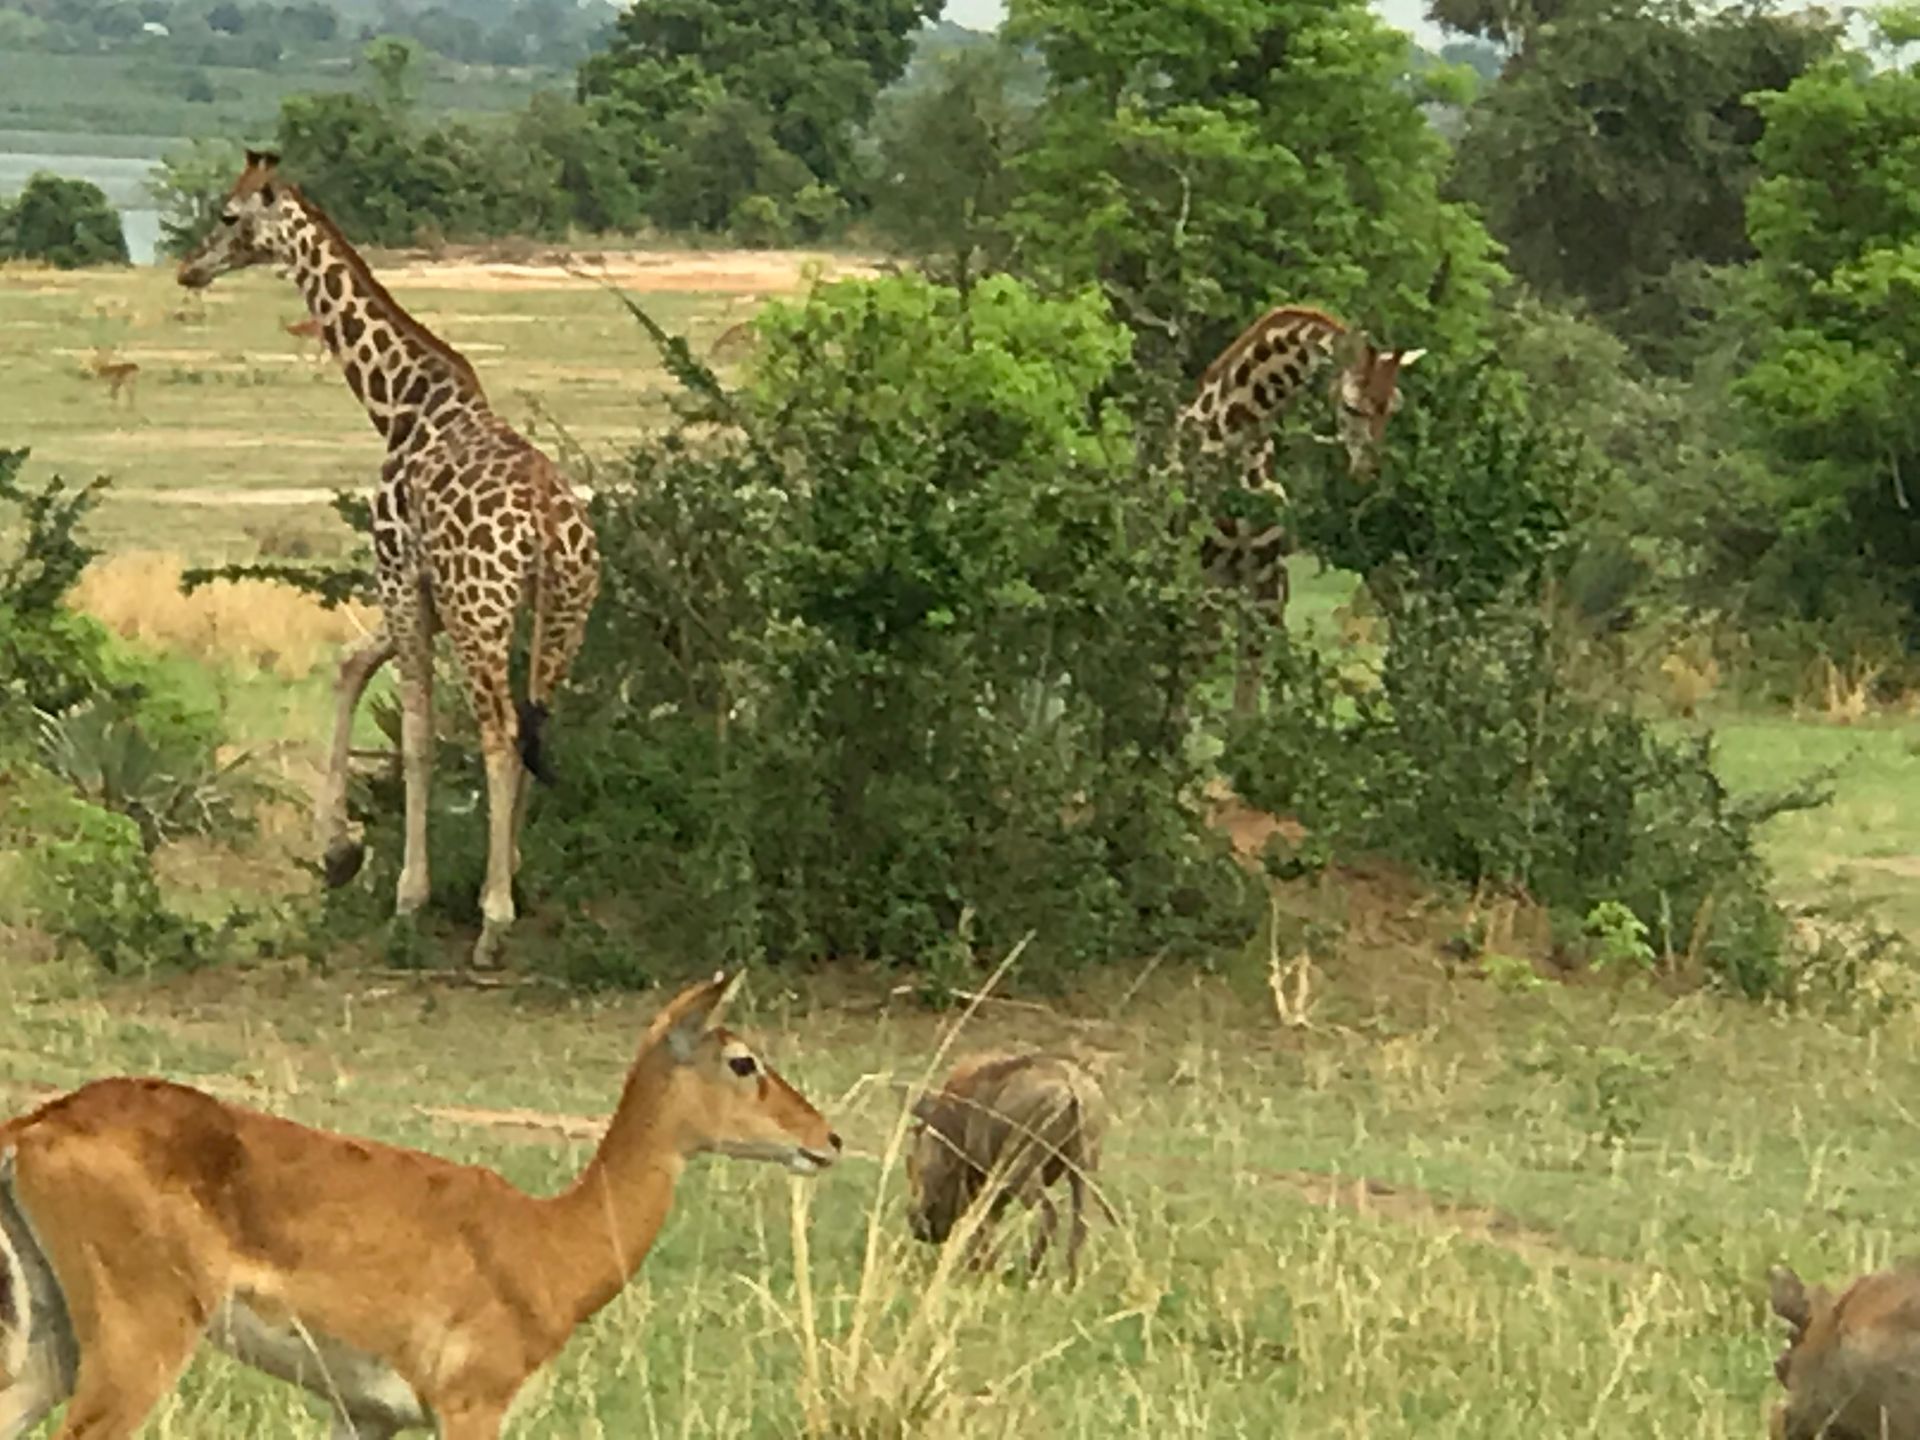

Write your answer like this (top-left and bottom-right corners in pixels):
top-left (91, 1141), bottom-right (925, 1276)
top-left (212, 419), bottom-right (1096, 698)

top-left (1447, 0), bottom-right (1840, 344)
top-left (1735, 10), bottom-right (1920, 623)
top-left (999, 0), bottom-right (1500, 384)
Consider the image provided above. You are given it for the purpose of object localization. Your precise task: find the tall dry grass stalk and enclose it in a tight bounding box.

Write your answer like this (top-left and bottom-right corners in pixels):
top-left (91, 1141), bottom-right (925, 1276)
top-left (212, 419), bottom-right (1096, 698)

top-left (766, 938), bottom-right (1142, 1438)
top-left (72, 551), bottom-right (377, 680)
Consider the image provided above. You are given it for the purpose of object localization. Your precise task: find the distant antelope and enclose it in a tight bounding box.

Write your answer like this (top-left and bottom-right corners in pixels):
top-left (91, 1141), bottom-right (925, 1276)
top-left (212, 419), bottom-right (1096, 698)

top-left (86, 350), bottom-right (139, 407)
top-left (906, 1051), bottom-right (1114, 1282)
top-left (1769, 1261), bottom-right (1920, 1439)
top-left (0, 971), bottom-right (840, 1438)
top-left (285, 313), bottom-right (326, 358)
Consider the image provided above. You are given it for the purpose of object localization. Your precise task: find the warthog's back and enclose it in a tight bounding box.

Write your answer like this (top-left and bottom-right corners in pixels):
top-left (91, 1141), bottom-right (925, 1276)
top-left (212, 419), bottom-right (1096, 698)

top-left (908, 1052), bottom-right (1108, 1240)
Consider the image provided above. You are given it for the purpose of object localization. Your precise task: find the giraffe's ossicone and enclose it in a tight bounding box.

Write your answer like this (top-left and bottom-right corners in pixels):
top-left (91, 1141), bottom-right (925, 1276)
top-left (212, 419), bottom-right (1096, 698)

top-left (1177, 305), bottom-right (1424, 720)
top-left (178, 148), bottom-right (602, 967)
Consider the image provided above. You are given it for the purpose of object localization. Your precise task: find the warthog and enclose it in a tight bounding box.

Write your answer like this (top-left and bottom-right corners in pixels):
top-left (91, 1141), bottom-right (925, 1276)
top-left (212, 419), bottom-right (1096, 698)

top-left (1769, 1261), bottom-right (1920, 1439)
top-left (905, 1051), bottom-right (1113, 1281)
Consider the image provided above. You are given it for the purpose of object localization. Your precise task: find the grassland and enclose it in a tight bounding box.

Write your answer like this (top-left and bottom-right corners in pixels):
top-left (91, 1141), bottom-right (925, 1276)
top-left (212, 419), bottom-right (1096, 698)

top-left (1, 921), bottom-right (1910, 1436)
top-left (6, 252), bottom-right (1920, 1436)
top-left (0, 251), bottom-right (869, 557)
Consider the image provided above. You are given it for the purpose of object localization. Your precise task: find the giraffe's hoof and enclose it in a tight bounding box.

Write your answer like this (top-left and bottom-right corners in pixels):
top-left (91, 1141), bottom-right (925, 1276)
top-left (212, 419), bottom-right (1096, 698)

top-left (323, 839), bottom-right (366, 888)
top-left (471, 924), bottom-right (509, 971)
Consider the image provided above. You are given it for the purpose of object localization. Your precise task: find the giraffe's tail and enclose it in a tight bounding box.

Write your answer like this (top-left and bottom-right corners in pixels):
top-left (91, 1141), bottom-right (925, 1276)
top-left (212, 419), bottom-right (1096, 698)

top-left (516, 701), bottom-right (557, 788)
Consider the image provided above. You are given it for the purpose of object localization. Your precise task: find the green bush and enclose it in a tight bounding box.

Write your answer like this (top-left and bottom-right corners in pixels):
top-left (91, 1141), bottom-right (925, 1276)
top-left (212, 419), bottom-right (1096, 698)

top-left (0, 769), bottom-right (212, 973)
top-left (0, 173), bottom-right (129, 268)
top-left (0, 447), bottom-right (261, 971)
top-left (332, 274), bottom-right (1255, 983)
top-left (1223, 593), bottom-right (1819, 996)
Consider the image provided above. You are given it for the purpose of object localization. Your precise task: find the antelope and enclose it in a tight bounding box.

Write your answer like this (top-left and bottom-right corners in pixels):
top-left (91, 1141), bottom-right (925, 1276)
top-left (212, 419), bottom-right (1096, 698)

top-left (0, 971), bottom-right (840, 1438)
top-left (286, 314), bottom-right (327, 358)
top-left (1769, 1261), bottom-right (1920, 1440)
top-left (85, 351), bottom-right (138, 407)
top-left (905, 1051), bottom-right (1114, 1283)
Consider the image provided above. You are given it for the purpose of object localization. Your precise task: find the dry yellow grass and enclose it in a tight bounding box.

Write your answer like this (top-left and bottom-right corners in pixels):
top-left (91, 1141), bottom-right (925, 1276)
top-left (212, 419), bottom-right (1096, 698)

top-left (71, 550), bottom-right (378, 681)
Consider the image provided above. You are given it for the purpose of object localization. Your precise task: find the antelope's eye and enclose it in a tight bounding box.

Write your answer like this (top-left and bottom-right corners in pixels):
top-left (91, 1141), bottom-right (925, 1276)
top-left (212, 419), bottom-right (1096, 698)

top-left (728, 1054), bottom-right (757, 1077)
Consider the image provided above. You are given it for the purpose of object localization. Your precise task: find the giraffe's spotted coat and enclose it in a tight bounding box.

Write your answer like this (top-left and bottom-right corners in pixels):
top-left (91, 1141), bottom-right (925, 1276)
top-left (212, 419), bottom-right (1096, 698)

top-left (177, 148), bottom-right (601, 964)
top-left (1176, 305), bottom-right (1423, 716)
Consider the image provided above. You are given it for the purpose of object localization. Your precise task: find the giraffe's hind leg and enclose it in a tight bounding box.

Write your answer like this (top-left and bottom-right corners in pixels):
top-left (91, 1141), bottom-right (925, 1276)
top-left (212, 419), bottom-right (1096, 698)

top-left (436, 600), bottom-right (521, 968)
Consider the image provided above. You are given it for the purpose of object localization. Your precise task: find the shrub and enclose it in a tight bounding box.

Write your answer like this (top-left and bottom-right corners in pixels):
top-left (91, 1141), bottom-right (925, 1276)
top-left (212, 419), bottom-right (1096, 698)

top-left (0, 448), bottom-right (263, 971)
top-left (331, 274), bottom-right (1255, 983)
top-left (1223, 592), bottom-right (1821, 996)
top-left (0, 174), bottom-right (129, 268)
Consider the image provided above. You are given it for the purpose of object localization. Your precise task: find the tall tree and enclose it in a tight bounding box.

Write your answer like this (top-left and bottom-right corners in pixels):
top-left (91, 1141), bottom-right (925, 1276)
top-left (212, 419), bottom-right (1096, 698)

top-left (578, 0), bottom-right (941, 198)
top-left (1735, 9), bottom-right (1920, 621)
top-left (999, 0), bottom-right (1499, 384)
top-left (1448, 0), bottom-right (1840, 340)
top-left (868, 47), bottom-right (1037, 294)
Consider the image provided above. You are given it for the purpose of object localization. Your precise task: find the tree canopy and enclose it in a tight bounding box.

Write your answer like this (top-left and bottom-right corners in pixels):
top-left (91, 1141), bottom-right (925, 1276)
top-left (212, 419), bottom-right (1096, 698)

top-left (1447, 0), bottom-right (1840, 336)
top-left (1000, 0), bottom-right (1501, 383)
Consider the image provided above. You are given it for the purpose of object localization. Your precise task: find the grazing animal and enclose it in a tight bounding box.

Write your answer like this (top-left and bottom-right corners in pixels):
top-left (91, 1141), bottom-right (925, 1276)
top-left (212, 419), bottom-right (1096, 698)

top-left (905, 1052), bottom-right (1112, 1282)
top-left (177, 148), bottom-right (602, 967)
top-left (1177, 307), bottom-right (1423, 717)
top-left (285, 314), bottom-right (327, 359)
top-left (0, 971), bottom-right (839, 1439)
top-left (1769, 1261), bottom-right (1920, 1440)
top-left (85, 351), bottom-right (139, 408)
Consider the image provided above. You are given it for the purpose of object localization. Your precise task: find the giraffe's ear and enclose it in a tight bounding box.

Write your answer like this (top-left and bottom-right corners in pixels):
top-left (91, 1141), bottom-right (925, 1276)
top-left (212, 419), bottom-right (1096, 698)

top-left (1397, 347), bottom-right (1428, 368)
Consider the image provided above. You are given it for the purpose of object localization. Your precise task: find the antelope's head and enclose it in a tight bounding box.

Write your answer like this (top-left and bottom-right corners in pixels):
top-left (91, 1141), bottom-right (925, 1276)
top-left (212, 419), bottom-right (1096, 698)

top-left (653, 972), bottom-right (843, 1176)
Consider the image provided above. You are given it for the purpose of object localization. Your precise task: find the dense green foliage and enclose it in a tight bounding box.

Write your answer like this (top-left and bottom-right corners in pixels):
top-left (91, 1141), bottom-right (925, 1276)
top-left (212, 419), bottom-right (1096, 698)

top-left (327, 277), bottom-right (1254, 984)
top-left (0, 174), bottom-right (128, 268)
top-left (577, 0), bottom-right (940, 230)
top-left (867, 48), bottom-right (1034, 290)
top-left (1225, 593), bottom-right (1815, 996)
top-left (1001, 0), bottom-right (1499, 379)
top-left (1448, 0), bottom-right (1840, 345)
top-left (1734, 29), bottom-right (1920, 629)
top-left (0, 450), bottom-right (264, 971)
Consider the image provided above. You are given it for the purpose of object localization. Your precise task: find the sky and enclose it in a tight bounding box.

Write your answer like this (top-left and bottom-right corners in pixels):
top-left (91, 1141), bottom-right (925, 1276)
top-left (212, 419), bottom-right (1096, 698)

top-left (940, 0), bottom-right (1450, 48)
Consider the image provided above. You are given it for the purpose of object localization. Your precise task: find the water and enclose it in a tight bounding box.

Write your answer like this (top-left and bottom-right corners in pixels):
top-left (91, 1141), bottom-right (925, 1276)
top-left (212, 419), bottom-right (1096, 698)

top-left (0, 131), bottom-right (171, 265)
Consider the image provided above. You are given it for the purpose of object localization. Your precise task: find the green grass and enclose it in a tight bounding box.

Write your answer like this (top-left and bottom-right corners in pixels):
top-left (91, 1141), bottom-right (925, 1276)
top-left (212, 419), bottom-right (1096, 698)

top-left (1708, 712), bottom-right (1920, 933)
top-left (0, 944), bottom-right (1895, 1436)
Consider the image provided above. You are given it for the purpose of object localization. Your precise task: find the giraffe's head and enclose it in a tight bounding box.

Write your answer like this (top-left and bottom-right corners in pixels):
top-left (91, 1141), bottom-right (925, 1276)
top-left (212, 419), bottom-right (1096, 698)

top-left (1330, 335), bottom-right (1426, 477)
top-left (176, 149), bottom-right (299, 290)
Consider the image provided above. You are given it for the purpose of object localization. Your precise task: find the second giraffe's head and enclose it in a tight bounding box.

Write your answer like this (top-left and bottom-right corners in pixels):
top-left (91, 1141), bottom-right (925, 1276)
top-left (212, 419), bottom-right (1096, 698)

top-left (1331, 334), bottom-right (1426, 478)
top-left (177, 149), bottom-right (298, 291)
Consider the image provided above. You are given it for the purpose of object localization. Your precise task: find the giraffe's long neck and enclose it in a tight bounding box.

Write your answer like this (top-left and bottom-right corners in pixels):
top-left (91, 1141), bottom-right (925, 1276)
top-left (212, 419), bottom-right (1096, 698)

top-left (1180, 306), bottom-right (1346, 463)
top-left (279, 191), bottom-right (489, 454)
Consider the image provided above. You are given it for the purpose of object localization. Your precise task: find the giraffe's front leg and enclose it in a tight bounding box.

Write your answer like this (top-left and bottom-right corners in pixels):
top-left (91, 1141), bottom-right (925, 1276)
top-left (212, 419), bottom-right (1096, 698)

top-left (316, 632), bottom-right (395, 888)
top-left (393, 631), bottom-right (435, 918)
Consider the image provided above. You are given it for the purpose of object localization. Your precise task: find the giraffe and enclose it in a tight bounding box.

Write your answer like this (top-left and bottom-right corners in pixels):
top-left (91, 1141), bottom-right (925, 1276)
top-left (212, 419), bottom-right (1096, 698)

top-left (177, 149), bottom-right (601, 966)
top-left (1176, 305), bottom-right (1424, 718)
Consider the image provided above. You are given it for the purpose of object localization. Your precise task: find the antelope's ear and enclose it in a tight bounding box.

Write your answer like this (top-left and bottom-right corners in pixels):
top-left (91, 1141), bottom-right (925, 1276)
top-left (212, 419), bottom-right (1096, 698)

top-left (1769, 1266), bottom-right (1812, 1333)
top-left (660, 970), bottom-right (742, 1061)
top-left (1396, 347), bottom-right (1427, 368)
